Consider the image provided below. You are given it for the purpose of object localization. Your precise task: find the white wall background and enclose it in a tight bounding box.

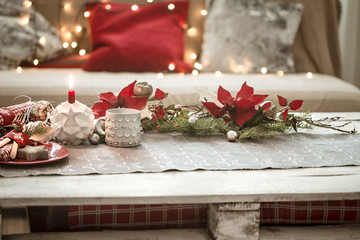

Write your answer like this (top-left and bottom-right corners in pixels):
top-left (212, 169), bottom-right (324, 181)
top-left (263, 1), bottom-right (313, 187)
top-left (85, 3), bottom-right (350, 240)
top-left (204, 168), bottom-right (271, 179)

top-left (339, 0), bottom-right (360, 89)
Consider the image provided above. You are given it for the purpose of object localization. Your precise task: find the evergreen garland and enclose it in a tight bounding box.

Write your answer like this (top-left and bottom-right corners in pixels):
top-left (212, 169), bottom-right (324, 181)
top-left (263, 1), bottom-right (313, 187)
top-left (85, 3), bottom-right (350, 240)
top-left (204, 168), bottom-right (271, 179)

top-left (93, 82), bottom-right (355, 143)
top-left (142, 116), bottom-right (293, 141)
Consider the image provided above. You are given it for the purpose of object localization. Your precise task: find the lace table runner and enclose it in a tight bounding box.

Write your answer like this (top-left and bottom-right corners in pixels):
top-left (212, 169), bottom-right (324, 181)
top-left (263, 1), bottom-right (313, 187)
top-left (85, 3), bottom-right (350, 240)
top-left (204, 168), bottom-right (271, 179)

top-left (1, 133), bottom-right (359, 178)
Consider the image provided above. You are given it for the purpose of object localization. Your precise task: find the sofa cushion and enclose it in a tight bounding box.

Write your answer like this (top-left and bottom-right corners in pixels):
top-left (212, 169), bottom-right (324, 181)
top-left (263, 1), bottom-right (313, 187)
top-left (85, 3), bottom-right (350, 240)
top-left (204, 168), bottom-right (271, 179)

top-left (200, 0), bottom-right (303, 74)
top-left (31, 0), bottom-right (204, 66)
top-left (83, 1), bottom-right (192, 73)
top-left (0, 1), bottom-right (65, 70)
top-left (273, 0), bottom-right (343, 78)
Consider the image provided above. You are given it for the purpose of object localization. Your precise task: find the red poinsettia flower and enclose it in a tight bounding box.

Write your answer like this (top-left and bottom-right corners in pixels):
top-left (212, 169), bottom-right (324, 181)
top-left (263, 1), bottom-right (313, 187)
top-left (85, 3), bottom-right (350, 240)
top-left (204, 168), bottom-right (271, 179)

top-left (154, 88), bottom-right (166, 100)
top-left (202, 82), bottom-right (269, 127)
top-left (155, 106), bottom-right (165, 120)
top-left (277, 95), bottom-right (303, 121)
top-left (151, 89), bottom-right (167, 120)
top-left (91, 81), bottom-right (149, 118)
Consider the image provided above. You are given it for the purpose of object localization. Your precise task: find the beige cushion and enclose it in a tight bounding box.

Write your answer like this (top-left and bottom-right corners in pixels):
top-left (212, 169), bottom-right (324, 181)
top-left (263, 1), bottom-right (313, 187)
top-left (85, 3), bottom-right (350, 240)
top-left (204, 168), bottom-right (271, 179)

top-left (0, 69), bottom-right (359, 112)
top-left (0, 1), bottom-right (64, 69)
top-left (200, 0), bottom-right (303, 73)
top-left (272, 0), bottom-right (343, 78)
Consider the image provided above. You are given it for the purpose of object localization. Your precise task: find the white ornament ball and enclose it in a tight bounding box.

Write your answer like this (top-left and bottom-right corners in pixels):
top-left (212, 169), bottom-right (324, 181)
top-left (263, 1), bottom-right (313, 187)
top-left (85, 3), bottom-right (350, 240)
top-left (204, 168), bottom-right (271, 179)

top-left (188, 116), bottom-right (197, 124)
top-left (50, 100), bottom-right (95, 145)
top-left (226, 130), bottom-right (238, 142)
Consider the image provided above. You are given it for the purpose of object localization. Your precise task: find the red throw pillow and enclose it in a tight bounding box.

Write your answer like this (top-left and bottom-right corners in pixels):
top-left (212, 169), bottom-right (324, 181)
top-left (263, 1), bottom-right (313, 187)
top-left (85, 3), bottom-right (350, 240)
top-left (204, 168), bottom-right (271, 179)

top-left (83, 1), bottom-right (192, 73)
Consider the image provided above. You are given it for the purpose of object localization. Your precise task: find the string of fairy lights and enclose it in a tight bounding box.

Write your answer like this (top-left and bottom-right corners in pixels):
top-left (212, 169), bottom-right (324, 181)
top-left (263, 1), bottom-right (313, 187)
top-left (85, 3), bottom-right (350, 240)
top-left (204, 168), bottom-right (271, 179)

top-left (15, 0), bottom-right (314, 79)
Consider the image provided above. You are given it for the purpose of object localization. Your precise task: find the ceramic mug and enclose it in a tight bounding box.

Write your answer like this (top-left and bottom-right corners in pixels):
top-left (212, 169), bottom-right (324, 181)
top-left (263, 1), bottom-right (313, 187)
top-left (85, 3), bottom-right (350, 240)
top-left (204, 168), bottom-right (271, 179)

top-left (102, 108), bottom-right (141, 147)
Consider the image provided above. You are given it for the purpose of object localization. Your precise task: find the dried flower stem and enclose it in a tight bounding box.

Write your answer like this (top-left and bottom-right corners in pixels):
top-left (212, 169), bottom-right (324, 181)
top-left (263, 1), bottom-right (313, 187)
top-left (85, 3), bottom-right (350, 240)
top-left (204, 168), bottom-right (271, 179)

top-left (295, 116), bottom-right (356, 134)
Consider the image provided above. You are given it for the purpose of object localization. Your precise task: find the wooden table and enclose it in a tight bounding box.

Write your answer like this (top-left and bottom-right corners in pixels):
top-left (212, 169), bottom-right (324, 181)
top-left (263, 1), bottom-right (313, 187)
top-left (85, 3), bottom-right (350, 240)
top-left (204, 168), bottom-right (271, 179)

top-left (1, 113), bottom-right (360, 240)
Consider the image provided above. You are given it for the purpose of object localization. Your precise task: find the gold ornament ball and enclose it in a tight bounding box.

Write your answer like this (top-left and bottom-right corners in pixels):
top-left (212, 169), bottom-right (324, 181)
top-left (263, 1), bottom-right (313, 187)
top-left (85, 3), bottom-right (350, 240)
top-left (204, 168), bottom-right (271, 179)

top-left (133, 82), bottom-right (153, 97)
top-left (226, 130), bottom-right (238, 142)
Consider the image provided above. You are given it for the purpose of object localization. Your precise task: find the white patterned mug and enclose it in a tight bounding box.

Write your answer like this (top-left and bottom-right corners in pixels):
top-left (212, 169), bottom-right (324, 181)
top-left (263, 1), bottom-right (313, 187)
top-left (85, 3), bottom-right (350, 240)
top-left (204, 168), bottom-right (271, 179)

top-left (103, 108), bottom-right (141, 147)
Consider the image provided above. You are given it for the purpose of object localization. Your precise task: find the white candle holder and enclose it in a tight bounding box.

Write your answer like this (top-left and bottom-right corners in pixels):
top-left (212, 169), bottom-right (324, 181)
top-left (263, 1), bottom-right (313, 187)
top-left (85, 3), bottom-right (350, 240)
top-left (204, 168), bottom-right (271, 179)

top-left (103, 108), bottom-right (141, 148)
top-left (50, 100), bottom-right (94, 145)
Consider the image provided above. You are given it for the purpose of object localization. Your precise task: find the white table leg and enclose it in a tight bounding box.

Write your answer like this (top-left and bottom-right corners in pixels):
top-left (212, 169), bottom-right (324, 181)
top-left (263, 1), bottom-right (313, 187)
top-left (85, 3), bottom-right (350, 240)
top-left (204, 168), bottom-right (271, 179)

top-left (208, 202), bottom-right (260, 240)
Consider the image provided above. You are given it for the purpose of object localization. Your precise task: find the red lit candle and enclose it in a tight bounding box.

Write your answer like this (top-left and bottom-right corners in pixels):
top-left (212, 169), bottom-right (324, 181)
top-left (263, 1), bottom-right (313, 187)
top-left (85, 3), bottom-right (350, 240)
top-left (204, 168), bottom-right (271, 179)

top-left (68, 74), bottom-right (75, 104)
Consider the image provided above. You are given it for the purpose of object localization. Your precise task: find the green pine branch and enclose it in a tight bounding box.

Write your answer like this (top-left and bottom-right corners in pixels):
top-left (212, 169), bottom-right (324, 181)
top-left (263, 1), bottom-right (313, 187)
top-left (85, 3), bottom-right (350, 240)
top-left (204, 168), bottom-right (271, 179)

top-left (23, 123), bottom-right (47, 136)
top-left (238, 122), bottom-right (287, 141)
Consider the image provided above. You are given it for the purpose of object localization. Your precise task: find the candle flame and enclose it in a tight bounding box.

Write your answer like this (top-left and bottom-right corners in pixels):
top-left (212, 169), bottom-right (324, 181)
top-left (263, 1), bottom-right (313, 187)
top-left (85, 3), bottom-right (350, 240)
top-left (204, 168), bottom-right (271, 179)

top-left (69, 74), bottom-right (74, 90)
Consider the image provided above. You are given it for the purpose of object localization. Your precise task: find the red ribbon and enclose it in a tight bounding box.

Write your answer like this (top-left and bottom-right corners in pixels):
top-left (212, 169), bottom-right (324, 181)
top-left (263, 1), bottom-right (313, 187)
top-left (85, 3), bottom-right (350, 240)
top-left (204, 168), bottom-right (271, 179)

top-left (0, 108), bottom-right (15, 126)
top-left (4, 130), bottom-right (30, 147)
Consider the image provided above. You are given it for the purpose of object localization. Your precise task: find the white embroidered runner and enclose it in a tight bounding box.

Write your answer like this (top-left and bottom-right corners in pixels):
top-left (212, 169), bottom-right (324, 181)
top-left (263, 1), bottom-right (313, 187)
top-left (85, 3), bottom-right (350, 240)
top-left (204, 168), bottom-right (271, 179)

top-left (0, 133), bottom-right (359, 178)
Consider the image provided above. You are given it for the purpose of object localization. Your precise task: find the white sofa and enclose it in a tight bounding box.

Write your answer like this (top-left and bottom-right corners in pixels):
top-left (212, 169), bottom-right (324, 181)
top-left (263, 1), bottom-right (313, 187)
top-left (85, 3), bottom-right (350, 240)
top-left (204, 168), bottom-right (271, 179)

top-left (1, 69), bottom-right (360, 112)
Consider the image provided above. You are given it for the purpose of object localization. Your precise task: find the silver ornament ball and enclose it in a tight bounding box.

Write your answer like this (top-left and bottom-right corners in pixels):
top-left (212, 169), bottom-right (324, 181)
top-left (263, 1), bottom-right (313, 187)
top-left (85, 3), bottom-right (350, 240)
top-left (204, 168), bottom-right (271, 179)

top-left (89, 133), bottom-right (100, 145)
top-left (226, 130), bottom-right (238, 142)
top-left (174, 104), bottom-right (182, 110)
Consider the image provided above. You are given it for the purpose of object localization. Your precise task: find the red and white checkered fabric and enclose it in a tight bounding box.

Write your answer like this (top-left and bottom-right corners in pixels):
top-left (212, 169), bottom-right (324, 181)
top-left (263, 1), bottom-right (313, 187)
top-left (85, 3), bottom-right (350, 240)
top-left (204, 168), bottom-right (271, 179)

top-left (261, 200), bottom-right (360, 225)
top-left (68, 201), bottom-right (360, 230)
top-left (68, 204), bottom-right (208, 230)
top-left (0, 102), bottom-right (34, 126)
top-left (0, 143), bottom-right (12, 161)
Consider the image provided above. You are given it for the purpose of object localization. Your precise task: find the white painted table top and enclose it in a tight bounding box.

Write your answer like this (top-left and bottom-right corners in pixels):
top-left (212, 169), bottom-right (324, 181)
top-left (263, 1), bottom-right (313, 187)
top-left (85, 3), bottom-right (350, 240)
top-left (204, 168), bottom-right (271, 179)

top-left (0, 112), bottom-right (359, 207)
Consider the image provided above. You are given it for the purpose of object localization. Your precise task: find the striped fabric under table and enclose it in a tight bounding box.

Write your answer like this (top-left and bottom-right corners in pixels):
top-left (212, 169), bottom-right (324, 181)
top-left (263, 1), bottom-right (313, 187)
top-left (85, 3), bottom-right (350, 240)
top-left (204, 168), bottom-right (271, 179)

top-left (68, 204), bottom-right (208, 230)
top-left (261, 200), bottom-right (360, 225)
top-left (67, 200), bottom-right (360, 230)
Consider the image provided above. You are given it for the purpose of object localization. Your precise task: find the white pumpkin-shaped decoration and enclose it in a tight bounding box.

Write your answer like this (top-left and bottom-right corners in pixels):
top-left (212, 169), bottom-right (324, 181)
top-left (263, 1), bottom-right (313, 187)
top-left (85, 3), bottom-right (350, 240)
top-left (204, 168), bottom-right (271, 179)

top-left (50, 101), bottom-right (94, 145)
